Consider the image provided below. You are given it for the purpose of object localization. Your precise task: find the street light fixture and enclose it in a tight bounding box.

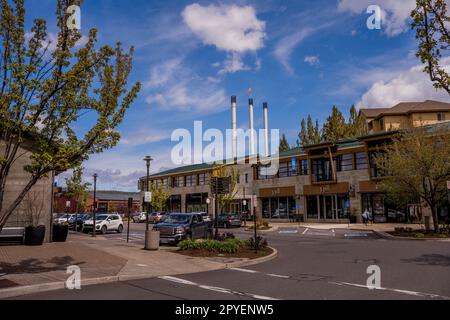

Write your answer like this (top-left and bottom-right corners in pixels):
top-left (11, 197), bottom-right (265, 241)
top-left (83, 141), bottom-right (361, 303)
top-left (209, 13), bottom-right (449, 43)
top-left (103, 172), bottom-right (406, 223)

top-left (144, 156), bottom-right (153, 250)
top-left (92, 173), bottom-right (98, 237)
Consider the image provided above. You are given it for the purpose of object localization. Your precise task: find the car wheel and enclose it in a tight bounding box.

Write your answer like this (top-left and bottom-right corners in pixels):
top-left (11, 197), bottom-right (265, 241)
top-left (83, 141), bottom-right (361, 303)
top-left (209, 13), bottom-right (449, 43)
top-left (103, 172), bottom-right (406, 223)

top-left (101, 225), bottom-right (107, 234)
top-left (117, 224), bottom-right (123, 233)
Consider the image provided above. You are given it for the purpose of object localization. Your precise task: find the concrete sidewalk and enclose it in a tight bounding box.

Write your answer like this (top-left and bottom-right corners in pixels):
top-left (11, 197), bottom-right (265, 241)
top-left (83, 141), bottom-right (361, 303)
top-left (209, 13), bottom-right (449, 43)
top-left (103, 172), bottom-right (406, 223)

top-left (267, 222), bottom-right (423, 232)
top-left (0, 232), bottom-right (269, 299)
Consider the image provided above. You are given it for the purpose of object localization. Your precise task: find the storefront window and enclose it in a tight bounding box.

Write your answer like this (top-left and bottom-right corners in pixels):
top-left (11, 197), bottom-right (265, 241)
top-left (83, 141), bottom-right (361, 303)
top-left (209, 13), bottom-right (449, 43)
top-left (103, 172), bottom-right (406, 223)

top-left (355, 152), bottom-right (368, 170)
top-left (337, 154), bottom-right (353, 171)
top-left (261, 197), bottom-right (295, 219)
top-left (311, 158), bottom-right (333, 182)
top-left (299, 159), bottom-right (308, 175)
top-left (198, 173), bottom-right (207, 185)
top-left (306, 196), bottom-right (318, 219)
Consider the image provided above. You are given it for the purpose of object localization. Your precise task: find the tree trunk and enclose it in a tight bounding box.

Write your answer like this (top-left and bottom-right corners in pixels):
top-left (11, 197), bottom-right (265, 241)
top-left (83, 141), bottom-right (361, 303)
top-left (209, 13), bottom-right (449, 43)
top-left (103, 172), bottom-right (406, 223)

top-left (431, 205), bottom-right (440, 233)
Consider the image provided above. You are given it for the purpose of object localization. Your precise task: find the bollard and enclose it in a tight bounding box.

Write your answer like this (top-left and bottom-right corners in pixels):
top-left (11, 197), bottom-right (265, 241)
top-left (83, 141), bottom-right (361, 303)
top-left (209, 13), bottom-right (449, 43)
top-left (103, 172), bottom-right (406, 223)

top-left (146, 230), bottom-right (160, 250)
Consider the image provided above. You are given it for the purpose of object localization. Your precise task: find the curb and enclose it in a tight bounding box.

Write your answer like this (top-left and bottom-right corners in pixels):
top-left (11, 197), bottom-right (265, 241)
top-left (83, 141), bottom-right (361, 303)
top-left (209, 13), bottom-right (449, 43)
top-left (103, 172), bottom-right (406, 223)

top-left (373, 230), bottom-right (450, 241)
top-left (225, 246), bottom-right (278, 268)
top-left (0, 247), bottom-right (278, 299)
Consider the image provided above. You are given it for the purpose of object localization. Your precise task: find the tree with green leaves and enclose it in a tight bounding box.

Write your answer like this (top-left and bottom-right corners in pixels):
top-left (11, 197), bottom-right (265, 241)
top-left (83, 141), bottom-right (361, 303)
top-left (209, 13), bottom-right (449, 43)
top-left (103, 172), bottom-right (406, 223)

top-left (0, 0), bottom-right (141, 231)
top-left (347, 105), bottom-right (367, 137)
top-left (373, 125), bottom-right (450, 232)
top-left (279, 133), bottom-right (290, 152)
top-left (150, 182), bottom-right (172, 212)
top-left (296, 119), bottom-right (307, 147)
top-left (65, 166), bottom-right (90, 214)
top-left (412, 0), bottom-right (450, 94)
top-left (211, 165), bottom-right (240, 214)
top-left (321, 105), bottom-right (347, 142)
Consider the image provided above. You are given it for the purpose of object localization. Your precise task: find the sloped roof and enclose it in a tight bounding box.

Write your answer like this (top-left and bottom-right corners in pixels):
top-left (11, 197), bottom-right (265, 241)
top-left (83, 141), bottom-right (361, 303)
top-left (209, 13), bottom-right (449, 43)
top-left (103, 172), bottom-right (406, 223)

top-left (361, 100), bottom-right (450, 119)
top-left (359, 108), bottom-right (390, 118)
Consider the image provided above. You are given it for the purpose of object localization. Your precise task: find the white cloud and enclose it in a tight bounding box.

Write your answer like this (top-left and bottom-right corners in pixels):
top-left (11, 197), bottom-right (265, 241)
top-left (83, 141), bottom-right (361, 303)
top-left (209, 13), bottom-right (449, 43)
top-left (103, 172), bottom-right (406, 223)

top-left (182, 3), bottom-right (265, 74)
top-left (144, 56), bottom-right (227, 114)
top-left (304, 55), bottom-right (320, 66)
top-left (218, 53), bottom-right (250, 75)
top-left (337, 0), bottom-right (424, 36)
top-left (357, 58), bottom-right (450, 108)
top-left (182, 3), bottom-right (266, 53)
top-left (144, 58), bottom-right (182, 88)
top-left (273, 29), bottom-right (316, 75)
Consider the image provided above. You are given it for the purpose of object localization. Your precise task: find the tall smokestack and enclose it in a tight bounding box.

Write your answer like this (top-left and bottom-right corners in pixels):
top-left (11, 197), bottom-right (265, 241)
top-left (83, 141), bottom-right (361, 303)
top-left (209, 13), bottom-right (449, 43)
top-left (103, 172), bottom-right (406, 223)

top-left (263, 102), bottom-right (269, 157)
top-left (231, 96), bottom-right (237, 160)
top-left (249, 98), bottom-right (255, 156)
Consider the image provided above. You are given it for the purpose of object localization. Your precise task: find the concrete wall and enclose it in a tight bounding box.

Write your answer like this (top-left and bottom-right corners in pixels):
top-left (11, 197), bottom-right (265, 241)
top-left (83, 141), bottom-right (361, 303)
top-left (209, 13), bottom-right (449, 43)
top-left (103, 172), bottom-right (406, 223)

top-left (1, 142), bottom-right (53, 242)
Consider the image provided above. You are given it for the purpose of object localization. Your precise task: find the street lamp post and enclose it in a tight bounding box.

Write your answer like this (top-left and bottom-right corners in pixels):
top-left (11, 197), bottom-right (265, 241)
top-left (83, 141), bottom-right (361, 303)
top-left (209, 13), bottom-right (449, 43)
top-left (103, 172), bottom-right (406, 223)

top-left (92, 173), bottom-right (97, 237)
top-left (144, 156), bottom-right (153, 250)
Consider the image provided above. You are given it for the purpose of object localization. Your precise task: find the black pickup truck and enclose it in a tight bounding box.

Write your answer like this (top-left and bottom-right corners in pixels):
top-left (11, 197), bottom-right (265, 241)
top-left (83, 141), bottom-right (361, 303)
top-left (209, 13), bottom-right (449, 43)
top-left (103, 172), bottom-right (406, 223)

top-left (153, 213), bottom-right (213, 244)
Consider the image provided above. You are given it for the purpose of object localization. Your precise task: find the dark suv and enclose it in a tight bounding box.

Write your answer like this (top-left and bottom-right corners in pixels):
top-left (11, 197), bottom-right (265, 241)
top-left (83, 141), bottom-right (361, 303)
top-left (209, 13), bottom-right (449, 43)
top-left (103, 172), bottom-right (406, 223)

top-left (153, 213), bottom-right (213, 244)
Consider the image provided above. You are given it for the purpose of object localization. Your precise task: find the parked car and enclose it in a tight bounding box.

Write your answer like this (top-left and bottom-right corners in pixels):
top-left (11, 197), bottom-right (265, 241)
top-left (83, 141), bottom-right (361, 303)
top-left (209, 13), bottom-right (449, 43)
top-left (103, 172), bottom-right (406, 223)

top-left (54, 214), bottom-right (75, 224)
top-left (83, 214), bottom-right (124, 234)
top-left (132, 212), bottom-right (147, 223)
top-left (200, 212), bottom-right (212, 222)
top-left (217, 213), bottom-right (242, 228)
top-left (153, 213), bottom-right (213, 245)
top-left (150, 212), bottom-right (166, 223)
top-left (69, 214), bottom-right (92, 231)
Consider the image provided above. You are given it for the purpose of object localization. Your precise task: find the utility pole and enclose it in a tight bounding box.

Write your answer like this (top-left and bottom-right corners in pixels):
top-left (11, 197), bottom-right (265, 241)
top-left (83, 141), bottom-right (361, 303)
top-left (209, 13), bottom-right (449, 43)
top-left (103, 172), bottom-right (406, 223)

top-left (92, 173), bottom-right (97, 237)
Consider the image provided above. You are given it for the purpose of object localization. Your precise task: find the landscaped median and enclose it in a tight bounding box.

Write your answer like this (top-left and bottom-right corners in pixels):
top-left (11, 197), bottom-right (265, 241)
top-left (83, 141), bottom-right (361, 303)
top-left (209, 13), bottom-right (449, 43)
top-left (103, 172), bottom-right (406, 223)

top-left (176, 234), bottom-right (273, 260)
top-left (386, 227), bottom-right (450, 239)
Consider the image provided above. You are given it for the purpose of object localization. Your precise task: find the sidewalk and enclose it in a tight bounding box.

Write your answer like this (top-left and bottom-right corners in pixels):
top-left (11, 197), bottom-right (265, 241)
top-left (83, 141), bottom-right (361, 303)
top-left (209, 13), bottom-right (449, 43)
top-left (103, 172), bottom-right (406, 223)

top-left (267, 222), bottom-right (423, 232)
top-left (0, 232), bottom-right (266, 299)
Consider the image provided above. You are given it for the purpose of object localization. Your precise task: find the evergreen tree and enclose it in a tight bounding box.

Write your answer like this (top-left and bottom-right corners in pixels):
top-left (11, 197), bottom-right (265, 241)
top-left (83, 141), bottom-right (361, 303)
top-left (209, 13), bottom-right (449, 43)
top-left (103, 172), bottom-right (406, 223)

top-left (279, 134), bottom-right (290, 152)
top-left (321, 105), bottom-right (347, 142)
top-left (307, 115), bottom-right (315, 144)
top-left (313, 120), bottom-right (321, 144)
top-left (297, 119), bottom-right (308, 147)
top-left (347, 105), bottom-right (368, 137)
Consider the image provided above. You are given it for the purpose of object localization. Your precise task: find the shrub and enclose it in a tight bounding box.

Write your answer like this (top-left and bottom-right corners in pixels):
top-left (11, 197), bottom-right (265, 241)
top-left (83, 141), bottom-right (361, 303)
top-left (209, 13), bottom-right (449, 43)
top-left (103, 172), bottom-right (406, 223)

top-left (248, 236), bottom-right (268, 250)
top-left (179, 238), bottom-right (246, 254)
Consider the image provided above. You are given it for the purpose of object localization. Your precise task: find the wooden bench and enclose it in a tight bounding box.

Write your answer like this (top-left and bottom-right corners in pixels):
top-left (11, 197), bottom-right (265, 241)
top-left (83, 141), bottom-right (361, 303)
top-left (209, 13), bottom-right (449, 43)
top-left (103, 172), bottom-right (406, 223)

top-left (0, 227), bottom-right (25, 245)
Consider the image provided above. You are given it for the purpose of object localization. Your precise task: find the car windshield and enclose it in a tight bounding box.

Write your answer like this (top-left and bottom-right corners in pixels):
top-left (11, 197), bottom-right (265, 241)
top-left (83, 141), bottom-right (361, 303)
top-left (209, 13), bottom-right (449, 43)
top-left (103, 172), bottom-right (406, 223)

top-left (163, 214), bottom-right (191, 224)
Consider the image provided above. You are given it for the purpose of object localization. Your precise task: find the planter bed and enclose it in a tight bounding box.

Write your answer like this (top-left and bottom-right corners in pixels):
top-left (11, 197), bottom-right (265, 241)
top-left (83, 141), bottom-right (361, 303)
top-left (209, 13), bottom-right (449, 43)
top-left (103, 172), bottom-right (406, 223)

top-left (178, 246), bottom-right (273, 259)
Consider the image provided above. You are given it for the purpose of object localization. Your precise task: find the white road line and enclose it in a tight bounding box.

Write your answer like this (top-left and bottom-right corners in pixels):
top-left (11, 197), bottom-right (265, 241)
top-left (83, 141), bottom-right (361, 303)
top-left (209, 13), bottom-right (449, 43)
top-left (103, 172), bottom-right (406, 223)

top-left (230, 268), bottom-right (290, 279)
top-left (302, 228), bottom-right (309, 234)
top-left (158, 276), bottom-right (280, 300)
top-left (330, 281), bottom-right (450, 300)
top-left (230, 268), bottom-right (257, 273)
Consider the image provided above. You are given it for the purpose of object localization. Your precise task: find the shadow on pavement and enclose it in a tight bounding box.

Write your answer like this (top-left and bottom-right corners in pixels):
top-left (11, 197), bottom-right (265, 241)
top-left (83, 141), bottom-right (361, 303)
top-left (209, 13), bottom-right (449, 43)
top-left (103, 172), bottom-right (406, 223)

top-left (401, 254), bottom-right (450, 266)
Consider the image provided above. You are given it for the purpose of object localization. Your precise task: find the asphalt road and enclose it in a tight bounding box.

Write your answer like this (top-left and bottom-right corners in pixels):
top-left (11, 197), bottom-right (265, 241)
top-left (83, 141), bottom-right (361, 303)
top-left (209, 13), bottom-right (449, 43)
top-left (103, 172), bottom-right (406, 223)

top-left (13, 223), bottom-right (450, 300)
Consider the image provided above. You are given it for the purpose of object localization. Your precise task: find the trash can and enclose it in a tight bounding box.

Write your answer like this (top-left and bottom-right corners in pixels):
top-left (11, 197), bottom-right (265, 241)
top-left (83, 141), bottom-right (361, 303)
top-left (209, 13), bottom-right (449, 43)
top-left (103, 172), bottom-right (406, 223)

top-left (145, 230), bottom-right (160, 250)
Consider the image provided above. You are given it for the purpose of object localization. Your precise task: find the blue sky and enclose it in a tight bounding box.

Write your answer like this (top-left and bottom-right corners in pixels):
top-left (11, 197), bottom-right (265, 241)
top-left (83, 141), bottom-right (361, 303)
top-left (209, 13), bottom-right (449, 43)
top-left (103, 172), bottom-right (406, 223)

top-left (25, 0), bottom-right (450, 191)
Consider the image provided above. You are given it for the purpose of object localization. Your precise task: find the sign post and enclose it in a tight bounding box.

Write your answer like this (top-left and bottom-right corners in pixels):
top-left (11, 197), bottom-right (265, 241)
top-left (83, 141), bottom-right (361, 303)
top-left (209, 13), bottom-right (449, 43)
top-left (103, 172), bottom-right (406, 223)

top-left (253, 194), bottom-right (258, 253)
top-left (127, 197), bottom-right (133, 243)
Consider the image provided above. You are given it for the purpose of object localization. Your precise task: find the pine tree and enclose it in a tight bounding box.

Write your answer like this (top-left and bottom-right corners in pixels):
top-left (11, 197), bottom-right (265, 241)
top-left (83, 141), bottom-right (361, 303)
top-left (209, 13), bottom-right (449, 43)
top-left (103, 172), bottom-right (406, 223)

top-left (314, 120), bottom-right (321, 144)
top-left (307, 115), bottom-right (315, 144)
top-left (347, 105), bottom-right (367, 137)
top-left (321, 105), bottom-right (347, 142)
top-left (297, 119), bottom-right (308, 146)
top-left (279, 134), bottom-right (290, 152)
